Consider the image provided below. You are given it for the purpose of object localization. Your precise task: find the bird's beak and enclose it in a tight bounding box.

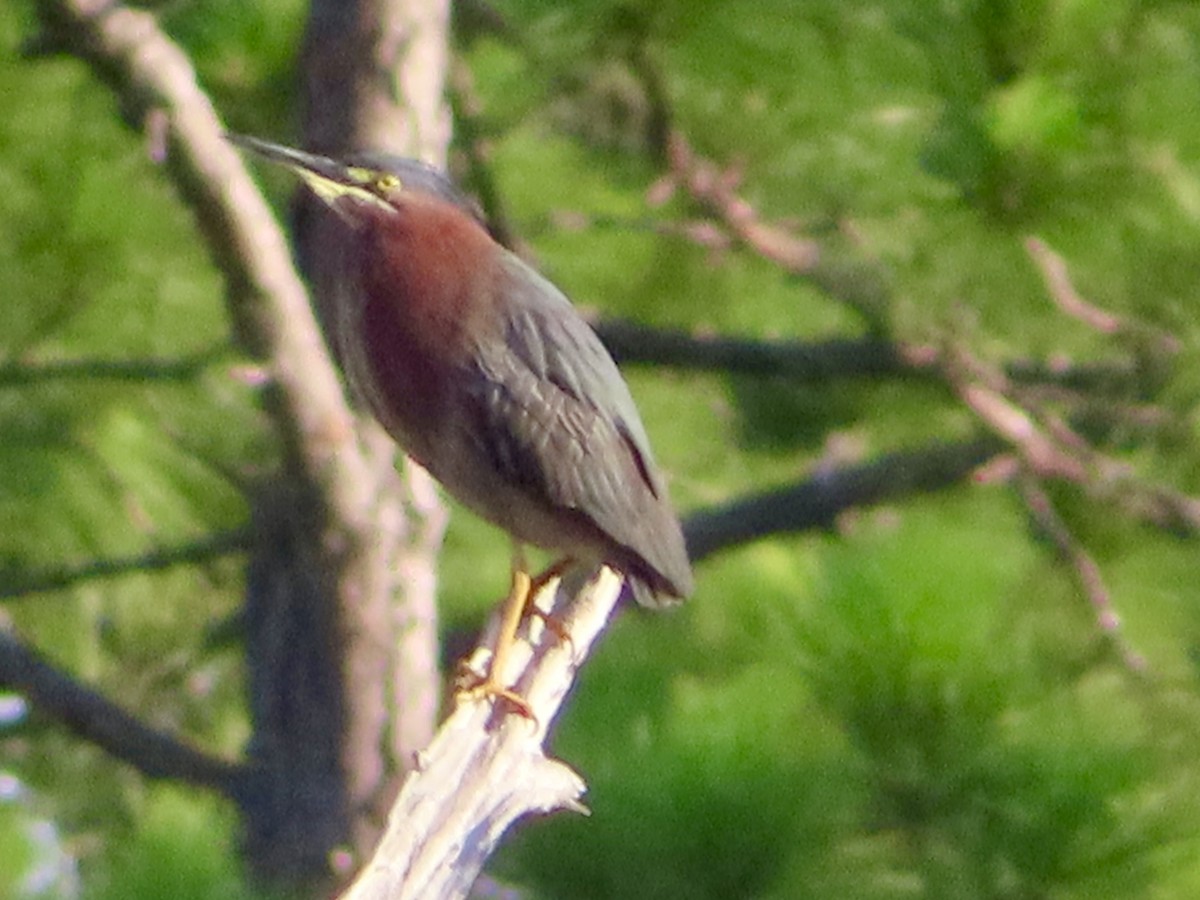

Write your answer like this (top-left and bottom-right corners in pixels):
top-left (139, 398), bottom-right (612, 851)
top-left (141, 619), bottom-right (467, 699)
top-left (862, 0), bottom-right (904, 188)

top-left (226, 133), bottom-right (393, 214)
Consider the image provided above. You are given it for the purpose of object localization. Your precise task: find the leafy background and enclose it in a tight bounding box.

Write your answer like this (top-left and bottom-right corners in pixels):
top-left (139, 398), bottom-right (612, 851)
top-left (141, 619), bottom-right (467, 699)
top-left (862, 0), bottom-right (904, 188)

top-left (3, 0), bottom-right (1200, 897)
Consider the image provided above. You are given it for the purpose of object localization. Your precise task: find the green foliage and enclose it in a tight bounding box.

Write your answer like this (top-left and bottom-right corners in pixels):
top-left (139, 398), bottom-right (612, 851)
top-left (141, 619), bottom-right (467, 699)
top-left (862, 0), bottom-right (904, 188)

top-left (87, 787), bottom-right (258, 900)
top-left (796, 506), bottom-right (1161, 899)
top-left (0, 797), bottom-right (40, 898)
top-left (4, 0), bottom-right (1200, 896)
top-left (1, 1), bottom-right (265, 891)
top-left (0, 767), bottom-right (80, 900)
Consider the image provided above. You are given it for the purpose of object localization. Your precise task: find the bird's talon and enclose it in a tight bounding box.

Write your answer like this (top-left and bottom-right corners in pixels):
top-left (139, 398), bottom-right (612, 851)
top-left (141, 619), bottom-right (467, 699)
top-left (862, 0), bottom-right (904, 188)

top-left (456, 677), bottom-right (537, 723)
top-left (528, 608), bottom-right (575, 654)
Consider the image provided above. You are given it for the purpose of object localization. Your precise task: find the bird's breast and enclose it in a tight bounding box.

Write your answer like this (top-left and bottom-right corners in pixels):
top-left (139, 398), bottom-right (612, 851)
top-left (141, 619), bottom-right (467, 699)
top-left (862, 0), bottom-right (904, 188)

top-left (343, 205), bottom-right (501, 464)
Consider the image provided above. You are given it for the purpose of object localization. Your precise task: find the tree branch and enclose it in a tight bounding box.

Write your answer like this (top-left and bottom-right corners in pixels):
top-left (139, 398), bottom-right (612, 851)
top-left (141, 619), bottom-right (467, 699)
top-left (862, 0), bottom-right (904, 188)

top-left (0, 529), bottom-right (252, 602)
top-left (0, 347), bottom-right (229, 386)
top-left (0, 622), bottom-right (247, 796)
top-left (595, 320), bottom-right (919, 381)
top-left (33, 0), bottom-right (362, 490)
top-left (658, 132), bottom-right (892, 330)
top-left (340, 569), bottom-right (621, 900)
top-left (943, 341), bottom-right (1200, 538)
top-left (1016, 475), bottom-right (1146, 672)
top-left (683, 436), bottom-right (1003, 561)
top-left (596, 315), bottom-right (1140, 393)
top-left (32, 0), bottom-right (445, 880)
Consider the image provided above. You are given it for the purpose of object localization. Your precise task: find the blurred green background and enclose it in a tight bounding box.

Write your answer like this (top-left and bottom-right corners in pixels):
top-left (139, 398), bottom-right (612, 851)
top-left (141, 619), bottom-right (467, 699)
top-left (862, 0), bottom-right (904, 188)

top-left (3, 0), bottom-right (1200, 897)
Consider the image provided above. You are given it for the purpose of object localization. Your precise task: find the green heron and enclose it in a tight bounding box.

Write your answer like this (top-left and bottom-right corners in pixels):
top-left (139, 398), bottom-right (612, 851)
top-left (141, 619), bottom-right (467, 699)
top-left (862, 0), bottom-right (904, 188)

top-left (229, 135), bottom-right (692, 711)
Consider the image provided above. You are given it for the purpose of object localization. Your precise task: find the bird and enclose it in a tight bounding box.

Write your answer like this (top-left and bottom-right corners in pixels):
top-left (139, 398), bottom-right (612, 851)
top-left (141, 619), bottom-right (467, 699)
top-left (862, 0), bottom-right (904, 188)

top-left (228, 134), bottom-right (693, 713)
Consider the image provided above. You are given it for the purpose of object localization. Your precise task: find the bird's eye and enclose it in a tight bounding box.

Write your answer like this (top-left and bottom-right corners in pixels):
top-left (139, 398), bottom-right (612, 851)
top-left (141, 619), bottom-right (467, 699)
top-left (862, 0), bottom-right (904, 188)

top-left (374, 173), bottom-right (401, 193)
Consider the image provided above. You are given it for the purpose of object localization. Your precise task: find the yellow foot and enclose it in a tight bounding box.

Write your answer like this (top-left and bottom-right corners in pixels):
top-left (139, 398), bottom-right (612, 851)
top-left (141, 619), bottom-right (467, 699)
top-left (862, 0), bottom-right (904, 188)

top-left (452, 549), bottom-right (579, 725)
top-left (455, 668), bottom-right (536, 722)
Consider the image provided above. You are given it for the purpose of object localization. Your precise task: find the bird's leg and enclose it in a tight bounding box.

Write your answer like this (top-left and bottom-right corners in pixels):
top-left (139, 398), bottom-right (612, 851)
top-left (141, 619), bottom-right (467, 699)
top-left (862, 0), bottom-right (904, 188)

top-left (456, 551), bottom-right (578, 719)
top-left (457, 546), bottom-right (538, 719)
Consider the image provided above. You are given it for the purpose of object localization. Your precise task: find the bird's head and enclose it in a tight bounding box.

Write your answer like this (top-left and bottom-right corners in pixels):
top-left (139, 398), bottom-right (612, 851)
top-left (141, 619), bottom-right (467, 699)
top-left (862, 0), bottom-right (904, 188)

top-left (227, 133), bottom-right (483, 228)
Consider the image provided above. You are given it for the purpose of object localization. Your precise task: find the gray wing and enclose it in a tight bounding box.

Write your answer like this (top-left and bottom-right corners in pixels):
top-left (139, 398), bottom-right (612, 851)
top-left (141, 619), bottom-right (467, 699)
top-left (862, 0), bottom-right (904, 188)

top-left (467, 252), bottom-right (691, 601)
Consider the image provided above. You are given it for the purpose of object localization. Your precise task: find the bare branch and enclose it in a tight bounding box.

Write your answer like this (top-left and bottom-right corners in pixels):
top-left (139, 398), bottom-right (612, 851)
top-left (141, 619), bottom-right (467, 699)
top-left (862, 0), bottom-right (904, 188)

top-left (1025, 237), bottom-right (1124, 334)
top-left (0, 622), bottom-right (247, 795)
top-left (32, 0), bottom-right (446, 878)
top-left (1026, 236), bottom-right (1181, 356)
top-left (945, 343), bottom-right (1200, 538)
top-left (0, 347), bottom-right (228, 386)
top-left (0, 529), bottom-right (252, 602)
top-left (1017, 475), bottom-right (1147, 672)
top-left (595, 320), bottom-right (919, 381)
top-left (663, 133), bottom-right (820, 273)
top-left (593, 318), bottom-right (1140, 395)
top-left (340, 569), bottom-right (622, 900)
top-left (684, 436), bottom-right (1003, 562)
top-left (661, 132), bottom-right (892, 329)
top-left (958, 382), bottom-right (1088, 481)
top-left (33, 0), bottom-right (364, 491)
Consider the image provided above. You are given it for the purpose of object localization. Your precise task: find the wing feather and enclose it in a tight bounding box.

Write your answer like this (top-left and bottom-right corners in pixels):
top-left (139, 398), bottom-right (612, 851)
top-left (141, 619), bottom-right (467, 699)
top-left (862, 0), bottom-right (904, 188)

top-left (464, 252), bottom-right (691, 600)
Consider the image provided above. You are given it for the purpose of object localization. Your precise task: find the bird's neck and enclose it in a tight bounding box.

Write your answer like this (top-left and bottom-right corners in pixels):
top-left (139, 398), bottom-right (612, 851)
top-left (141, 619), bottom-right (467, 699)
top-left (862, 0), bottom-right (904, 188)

top-left (360, 196), bottom-right (499, 363)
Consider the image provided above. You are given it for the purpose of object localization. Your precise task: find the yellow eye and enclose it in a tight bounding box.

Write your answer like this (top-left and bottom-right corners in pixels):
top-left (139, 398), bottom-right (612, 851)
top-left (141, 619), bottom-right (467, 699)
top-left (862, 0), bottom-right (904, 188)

top-left (374, 173), bottom-right (401, 192)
